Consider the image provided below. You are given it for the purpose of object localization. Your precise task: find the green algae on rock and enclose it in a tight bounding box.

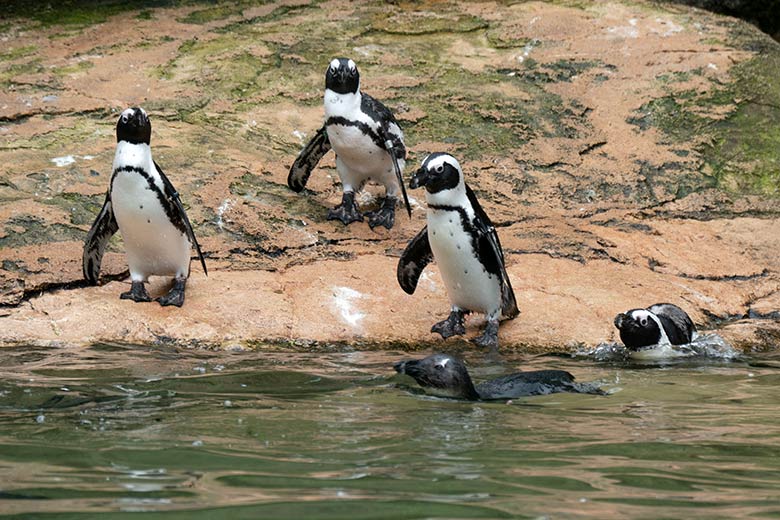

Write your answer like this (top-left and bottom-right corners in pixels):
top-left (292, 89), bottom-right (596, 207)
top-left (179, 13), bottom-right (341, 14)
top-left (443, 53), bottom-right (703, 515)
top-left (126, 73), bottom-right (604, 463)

top-left (627, 23), bottom-right (780, 198)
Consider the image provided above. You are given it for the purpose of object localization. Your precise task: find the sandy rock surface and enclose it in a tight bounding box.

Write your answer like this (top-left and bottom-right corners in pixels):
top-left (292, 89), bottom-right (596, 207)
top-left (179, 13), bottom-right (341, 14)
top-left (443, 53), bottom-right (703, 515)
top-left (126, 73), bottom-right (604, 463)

top-left (0, 1), bottom-right (778, 350)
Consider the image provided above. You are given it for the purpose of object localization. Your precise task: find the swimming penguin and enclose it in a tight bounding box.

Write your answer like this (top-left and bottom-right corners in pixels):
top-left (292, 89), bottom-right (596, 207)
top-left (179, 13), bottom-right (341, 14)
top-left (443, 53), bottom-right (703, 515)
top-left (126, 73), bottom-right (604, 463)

top-left (82, 107), bottom-right (207, 307)
top-left (288, 57), bottom-right (411, 230)
top-left (614, 303), bottom-right (695, 350)
top-left (397, 153), bottom-right (519, 349)
top-left (394, 353), bottom-right (604, 400)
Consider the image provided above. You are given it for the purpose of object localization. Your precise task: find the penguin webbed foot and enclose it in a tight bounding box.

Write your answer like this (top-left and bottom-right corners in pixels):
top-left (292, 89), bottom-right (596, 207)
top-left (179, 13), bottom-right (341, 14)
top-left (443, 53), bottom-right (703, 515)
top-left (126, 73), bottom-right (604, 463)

top-left (431, 310), bottom-right (466, 339)
top-left (473, 320), bottom-right (500, 349)
top-left (156, 278), bottom-right (186, 307)
top-left (120, 281), bottom-right (151, 303)
top-left (365, 197), bottom-right (396, 230)
top-left (327, 192), bottom-right (363, 225)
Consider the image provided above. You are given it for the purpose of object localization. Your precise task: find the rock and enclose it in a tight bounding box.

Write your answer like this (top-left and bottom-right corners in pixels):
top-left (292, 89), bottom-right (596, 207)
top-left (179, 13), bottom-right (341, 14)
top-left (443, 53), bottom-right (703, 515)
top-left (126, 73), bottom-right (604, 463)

top-left (0, 1), bottom-right (778, 350)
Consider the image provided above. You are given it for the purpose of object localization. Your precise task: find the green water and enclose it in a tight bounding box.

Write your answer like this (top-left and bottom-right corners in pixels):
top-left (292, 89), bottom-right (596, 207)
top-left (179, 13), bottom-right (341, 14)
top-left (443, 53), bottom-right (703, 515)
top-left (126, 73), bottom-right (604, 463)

top-left (1, 343), bottom-right (780, 519)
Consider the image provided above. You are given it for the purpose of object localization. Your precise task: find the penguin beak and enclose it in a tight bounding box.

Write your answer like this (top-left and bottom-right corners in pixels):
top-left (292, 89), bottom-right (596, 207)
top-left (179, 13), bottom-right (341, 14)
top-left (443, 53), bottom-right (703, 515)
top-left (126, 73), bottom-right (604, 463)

top-left (130, 108), bottom-right (146, 127)
top-left (394, 359), bottom-right (419, 377)
top-left (614, 313), bottom-right (626, 330)
top-left (335, 67), bottom-right (350, 86)
top-left (409, 167), bottom-right (429, 190)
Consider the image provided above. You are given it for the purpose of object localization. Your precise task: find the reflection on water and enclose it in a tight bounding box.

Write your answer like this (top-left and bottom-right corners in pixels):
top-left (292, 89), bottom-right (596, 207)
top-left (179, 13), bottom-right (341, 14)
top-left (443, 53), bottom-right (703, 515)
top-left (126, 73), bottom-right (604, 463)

top-left (1, 342), bottom-right (780, 518)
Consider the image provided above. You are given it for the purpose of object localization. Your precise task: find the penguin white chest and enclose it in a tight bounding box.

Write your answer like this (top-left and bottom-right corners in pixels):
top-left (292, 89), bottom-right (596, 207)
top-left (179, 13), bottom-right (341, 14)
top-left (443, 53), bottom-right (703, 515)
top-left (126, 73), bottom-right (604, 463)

top-left (326, 124), bottom-right (384, 168)
top-left (427, 209), bottom-right (502, 316)
top-left (324, 91), bottom-right (392, 180)
top-left (111, 170), bottom-right (191, 280)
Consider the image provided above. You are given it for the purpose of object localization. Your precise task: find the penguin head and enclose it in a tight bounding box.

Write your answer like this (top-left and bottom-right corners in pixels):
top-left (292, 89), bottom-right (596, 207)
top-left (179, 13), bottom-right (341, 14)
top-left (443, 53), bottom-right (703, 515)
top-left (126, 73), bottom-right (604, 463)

top-left (614, 309), bottom-right (662, 350)
top-left (394, 353), bottom-right (479, 400)
top-left (410, 153), bottom-right (463, 194)
top-left (325, 58), bottom-right (360, 95)
top-left (116, 107), bottom-right (151, 145)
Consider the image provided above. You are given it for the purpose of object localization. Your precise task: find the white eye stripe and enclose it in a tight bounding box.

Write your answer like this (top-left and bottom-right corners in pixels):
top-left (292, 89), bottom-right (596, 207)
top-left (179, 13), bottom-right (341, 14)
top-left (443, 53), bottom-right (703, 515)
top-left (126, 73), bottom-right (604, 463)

top-left (330, 58), bottom-right (340, 70)
top-left (347, 59), bottom-right (356, 70)
top-left (629, 309), bottom-right (672, 346)
top-left (435, 358), bottom-right (450, 368)
top-left (119, 107), bottom-right (148, 122)
top-left (423, 154), bottom-right (462, 175)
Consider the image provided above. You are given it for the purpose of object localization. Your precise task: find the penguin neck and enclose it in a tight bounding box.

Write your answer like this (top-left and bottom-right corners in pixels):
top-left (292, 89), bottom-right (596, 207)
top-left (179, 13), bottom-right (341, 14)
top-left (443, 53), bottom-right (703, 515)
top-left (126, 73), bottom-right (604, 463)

top-left (425, 185), bottom-right (473, 219)
top-left (113, 140), bottom-right (155, 175)
top-left (460, 377), bottom-right (481, 400)
top-left (324, 88), bottom-right (361, 117)
top-left (646, 312), bottom-right (672, 346)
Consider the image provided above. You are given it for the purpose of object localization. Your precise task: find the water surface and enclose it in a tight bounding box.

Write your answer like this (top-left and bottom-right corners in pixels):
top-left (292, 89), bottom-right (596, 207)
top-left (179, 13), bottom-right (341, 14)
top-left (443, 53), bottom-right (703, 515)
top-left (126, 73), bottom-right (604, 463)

top-left (1, 343), bottom-right (780, 518)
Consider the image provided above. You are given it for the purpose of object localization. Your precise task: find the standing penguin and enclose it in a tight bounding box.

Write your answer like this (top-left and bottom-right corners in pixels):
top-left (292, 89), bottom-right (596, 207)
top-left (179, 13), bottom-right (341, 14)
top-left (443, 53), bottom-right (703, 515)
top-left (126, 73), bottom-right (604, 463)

top-left (82, 107), bottom-right (207, 307)
top-left (397, 153), bottom-right (519, 349)
top-left (288, 57), bottom-right (411, 230)
top-left (614, 303), bottom-right (695, 350)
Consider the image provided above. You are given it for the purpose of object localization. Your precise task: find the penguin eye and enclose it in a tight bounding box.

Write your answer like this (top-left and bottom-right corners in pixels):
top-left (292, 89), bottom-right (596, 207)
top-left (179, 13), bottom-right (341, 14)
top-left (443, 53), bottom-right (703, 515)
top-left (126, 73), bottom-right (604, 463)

top-left (639, 318), bottom-right (648, 327)
top-left (434, 165), bottom-right (444, 174)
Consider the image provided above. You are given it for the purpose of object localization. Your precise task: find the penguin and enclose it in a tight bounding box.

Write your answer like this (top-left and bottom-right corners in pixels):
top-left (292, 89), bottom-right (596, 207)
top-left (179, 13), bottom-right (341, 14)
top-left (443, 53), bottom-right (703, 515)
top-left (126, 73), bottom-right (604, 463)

top-left (397, 153), bottom-right (519, 349)
top-left (82, 107), bottom-right (207, 307)
top-left (614, 303), bottom-right (695, 350)
top-left (394, 353), bottom-right (604, 400)
top-left (288, 57), bottom-right (411, 230)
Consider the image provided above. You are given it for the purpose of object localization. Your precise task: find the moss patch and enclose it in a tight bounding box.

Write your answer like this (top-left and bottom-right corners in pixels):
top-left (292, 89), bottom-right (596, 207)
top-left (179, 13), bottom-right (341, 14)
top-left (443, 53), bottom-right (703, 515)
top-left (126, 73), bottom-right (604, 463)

top-left (628, 48), bottom-right (780, 197)
top-left (52, 60), bottom-right (94, 76)
top-left (0, 45), bottom-right (37, 61)
top-left (705, 52), bottom-right (780, 196)
top-left (0, 0), bottom-right (221, 28)
top-left (41, 192), bottom-right (105, 226)
top-left (177, 5), bottom-right (244, 25)
top-left (371, 10), bottom-right (488, 35)
top-left (0, 59), bottom-right (44, 88)
top-left (0, 215), bottom-right (84, 248)
top-left (515, 59), bottom-right (611, 83)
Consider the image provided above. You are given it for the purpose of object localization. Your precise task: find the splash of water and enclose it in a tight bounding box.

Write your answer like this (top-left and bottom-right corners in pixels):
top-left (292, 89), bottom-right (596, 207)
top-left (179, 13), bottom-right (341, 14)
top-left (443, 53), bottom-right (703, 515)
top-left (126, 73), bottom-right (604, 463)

top-left (577, 333), bottom-right (740, 362)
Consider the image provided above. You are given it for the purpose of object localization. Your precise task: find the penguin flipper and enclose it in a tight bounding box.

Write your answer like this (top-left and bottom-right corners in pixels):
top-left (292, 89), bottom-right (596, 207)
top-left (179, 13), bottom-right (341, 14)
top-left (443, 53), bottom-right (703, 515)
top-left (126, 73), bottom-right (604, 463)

top-left (154, 161), bottom-right (208, 277)
top-left (397, 226), bottom-right (433, 295)
top-left (288, 125), bottom-right (331, 192)
top-left (82, 191), bottom-right (119, 284)
top-left (465, 185), bottom-right (519, 319)
top-left (378, 125), bottom-right (411, 218)
top-left (359, 93), bottom-right (410, 217)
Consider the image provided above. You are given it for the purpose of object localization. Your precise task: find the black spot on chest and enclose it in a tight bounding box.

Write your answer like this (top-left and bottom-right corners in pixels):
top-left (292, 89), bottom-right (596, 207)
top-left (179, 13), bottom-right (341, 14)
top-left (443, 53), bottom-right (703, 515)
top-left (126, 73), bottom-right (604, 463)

top-left (430, 205), bottom-right (471, 231)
